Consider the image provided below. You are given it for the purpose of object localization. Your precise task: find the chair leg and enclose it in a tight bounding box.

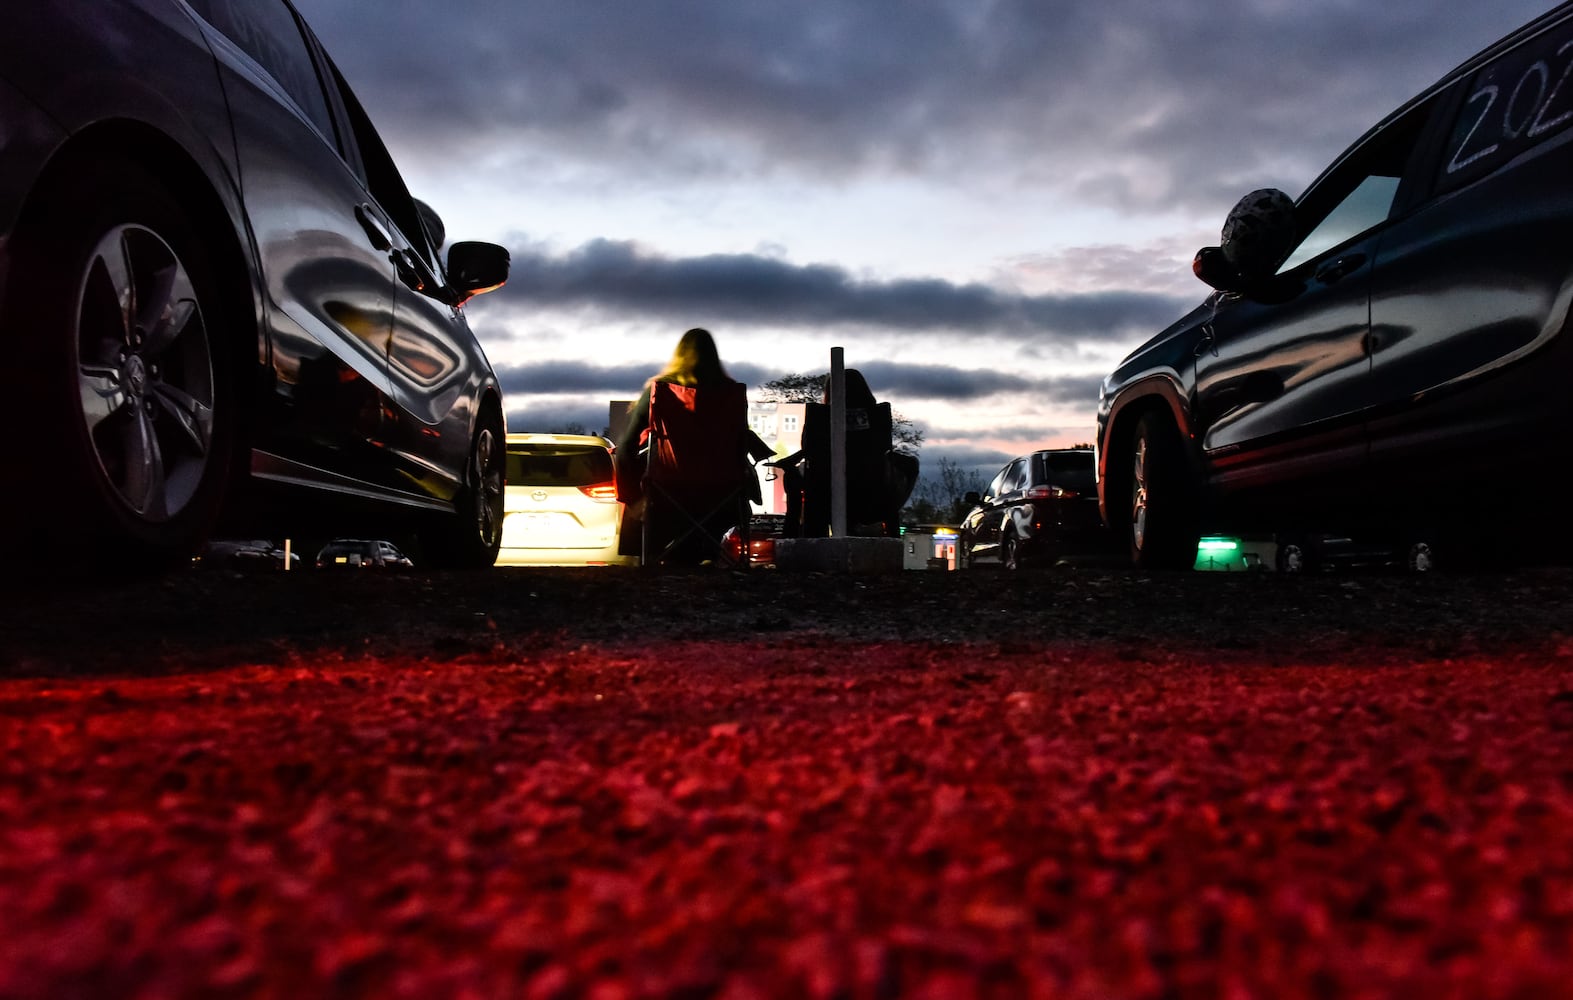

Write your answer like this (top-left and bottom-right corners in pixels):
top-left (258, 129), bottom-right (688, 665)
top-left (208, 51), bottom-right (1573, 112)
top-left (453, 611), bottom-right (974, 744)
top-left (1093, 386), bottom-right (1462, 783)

top-left (642, 485), bottom-right (748, 567)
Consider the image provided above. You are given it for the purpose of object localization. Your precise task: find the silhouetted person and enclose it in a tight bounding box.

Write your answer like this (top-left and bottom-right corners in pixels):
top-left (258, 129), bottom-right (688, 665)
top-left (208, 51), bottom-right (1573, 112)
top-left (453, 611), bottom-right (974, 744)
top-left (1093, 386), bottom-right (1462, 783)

top-left (783, 369), bottom-right (917, 537)
top-left (615, 328), bottom-right (768, 563)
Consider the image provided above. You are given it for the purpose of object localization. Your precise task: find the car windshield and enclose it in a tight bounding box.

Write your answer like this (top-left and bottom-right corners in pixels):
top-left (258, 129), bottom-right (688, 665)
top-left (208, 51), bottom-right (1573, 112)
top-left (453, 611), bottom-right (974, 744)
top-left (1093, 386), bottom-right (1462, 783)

top-left (506, 447), bottom-right (613, 486)
top-left (1037, 453), bottom-right (1096, 490)
top-left (319, 542), bottom-right (370, 557)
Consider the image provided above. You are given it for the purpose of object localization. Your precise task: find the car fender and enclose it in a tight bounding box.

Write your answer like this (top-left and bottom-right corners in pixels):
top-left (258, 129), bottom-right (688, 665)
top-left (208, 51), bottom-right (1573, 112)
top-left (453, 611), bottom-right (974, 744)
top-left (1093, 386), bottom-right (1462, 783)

top-left (1096, 371), bottom-right (1199, 526)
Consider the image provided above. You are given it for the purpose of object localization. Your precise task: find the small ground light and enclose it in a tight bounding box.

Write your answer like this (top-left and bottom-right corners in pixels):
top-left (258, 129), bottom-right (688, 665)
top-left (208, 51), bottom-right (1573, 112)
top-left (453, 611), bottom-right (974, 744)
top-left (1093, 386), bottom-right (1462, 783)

top-left (1194, 536), bottom-right (1246, 572)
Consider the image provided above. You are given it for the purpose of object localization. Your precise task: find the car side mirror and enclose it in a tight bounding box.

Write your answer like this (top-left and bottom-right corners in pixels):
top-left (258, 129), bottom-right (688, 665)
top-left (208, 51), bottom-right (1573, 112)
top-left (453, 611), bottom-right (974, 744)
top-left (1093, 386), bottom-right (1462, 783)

top-left (1192, 246), bottom-right (1243, 292)
top-left (447, 241), bottom-right (510, 303)
top-left (963, 491), bottom-right (981, 507)
top-left (1193, 244), bottom-right (1306, 304)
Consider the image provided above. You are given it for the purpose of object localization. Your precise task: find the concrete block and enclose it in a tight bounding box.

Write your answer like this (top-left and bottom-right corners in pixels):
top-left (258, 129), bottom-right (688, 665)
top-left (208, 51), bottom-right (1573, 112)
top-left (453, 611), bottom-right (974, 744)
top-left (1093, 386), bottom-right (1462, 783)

top-left (774, 536), bottom-right (905, 575)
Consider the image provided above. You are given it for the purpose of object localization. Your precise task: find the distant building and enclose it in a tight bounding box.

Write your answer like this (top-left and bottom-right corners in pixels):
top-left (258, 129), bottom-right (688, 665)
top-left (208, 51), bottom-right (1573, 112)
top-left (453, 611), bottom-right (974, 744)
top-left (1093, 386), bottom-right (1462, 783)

top-left (747, 401), bottom-right (806, 514)
top-left (608, 400), bottom-right (634, 446)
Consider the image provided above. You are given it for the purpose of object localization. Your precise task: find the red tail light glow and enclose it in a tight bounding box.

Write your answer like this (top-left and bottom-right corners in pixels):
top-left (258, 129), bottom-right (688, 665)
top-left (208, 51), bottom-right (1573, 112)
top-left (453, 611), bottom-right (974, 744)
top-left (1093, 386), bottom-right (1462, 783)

top-left (580, 482), bottom-right (619, 502)
top-left (1024, 486), bottom-right (1078, 500)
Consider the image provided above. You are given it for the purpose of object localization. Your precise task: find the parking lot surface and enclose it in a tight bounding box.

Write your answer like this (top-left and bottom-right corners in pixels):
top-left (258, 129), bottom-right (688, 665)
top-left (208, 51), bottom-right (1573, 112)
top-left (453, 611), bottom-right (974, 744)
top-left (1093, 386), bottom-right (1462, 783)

top-left (3, 565), bottom-right (1572, 997)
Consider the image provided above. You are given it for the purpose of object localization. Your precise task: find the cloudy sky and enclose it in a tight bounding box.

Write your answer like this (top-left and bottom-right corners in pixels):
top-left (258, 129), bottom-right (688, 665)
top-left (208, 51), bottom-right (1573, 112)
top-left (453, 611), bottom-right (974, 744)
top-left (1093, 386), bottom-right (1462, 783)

top-left (296, 0), bottom-right (1556, 487)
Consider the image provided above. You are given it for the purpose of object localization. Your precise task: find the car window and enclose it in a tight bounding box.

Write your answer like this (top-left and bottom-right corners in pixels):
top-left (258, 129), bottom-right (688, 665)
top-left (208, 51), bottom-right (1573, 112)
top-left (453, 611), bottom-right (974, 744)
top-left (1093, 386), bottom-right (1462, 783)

top-left (1001, 459), bottom-right (1028, 494)
top-left (325, 61), bottom-right (440, 271)
top-left (1438, 17), bottom-right (1573, 195)
top-left (507, 447), bottom-right (614, 486)
top-left (1037, 452), bottom-right (1096, 491)
top-left (1276, 100), bottom-right (1432, 274)
top-left (186, 0), bottom-right (338, 144)
top-left (985, 466), bottom-right (1009, 500)
top-left (1277, 175), bottom-right (1400, 272)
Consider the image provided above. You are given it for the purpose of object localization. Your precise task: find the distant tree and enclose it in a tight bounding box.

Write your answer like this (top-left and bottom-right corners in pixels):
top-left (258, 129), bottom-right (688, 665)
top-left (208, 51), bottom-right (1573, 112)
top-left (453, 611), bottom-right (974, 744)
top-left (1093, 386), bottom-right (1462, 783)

top-left (903, 456), bottom-right (985, 524)
top-left (902, 495), bottom-right (941, 524)
top-left (551, 420), bottom-right (589, 435)
top-left (758, 371), bottom-right (923, 453)
top-left (757, 373), bottom-right (826, 403)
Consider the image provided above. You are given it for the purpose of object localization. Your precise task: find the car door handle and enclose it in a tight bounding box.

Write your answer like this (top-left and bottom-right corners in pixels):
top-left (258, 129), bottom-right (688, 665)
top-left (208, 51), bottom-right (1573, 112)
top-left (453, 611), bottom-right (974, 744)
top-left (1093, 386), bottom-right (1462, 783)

top-left (393, 248), bottom-right (427, 292)
top-left (1314, 253), bottom-right (1366, 285)
top-left (355, 204), bottom-right (394, 252)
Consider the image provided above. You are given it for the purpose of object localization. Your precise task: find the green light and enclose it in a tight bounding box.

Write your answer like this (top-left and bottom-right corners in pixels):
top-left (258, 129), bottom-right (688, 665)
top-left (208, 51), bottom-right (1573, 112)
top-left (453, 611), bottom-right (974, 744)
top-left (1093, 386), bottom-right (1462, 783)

top-left (1194, 535), bottom-right (1247, 572)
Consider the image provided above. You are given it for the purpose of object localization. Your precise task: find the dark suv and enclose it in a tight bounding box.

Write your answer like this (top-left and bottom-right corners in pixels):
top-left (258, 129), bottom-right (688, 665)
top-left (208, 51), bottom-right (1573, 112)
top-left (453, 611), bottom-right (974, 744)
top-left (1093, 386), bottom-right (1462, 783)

top-left (315, 538), bottom-right (414, 570)
top-left (959, 448), bottom-right (1109, 570)
top-left (0, 0), bottom-right (512, 571)
top-left (1096, 4), bottom-right (1573, 569)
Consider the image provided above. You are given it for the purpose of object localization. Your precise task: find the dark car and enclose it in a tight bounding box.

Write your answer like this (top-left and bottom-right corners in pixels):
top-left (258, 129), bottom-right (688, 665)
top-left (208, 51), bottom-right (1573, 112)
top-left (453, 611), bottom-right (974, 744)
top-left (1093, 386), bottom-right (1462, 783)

top-left (1272, 533), bottom-right (1436, 575)
top-left (0, 0), bottom-right (512, 573)
top-left (1095, 4), bottom-right (1573, 569)
top-left (194, 538), bottom-right (300, 571)
top-left (315, 538), bottom-right (414, 570)
top-left (959, 448), bottom-right (1110, 570)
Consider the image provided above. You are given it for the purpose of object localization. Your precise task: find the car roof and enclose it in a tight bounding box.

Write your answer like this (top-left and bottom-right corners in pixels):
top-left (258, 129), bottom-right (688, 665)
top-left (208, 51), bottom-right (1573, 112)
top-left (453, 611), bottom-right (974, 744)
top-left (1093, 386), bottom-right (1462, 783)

top-left (506, 432), bottom-right (613, 449)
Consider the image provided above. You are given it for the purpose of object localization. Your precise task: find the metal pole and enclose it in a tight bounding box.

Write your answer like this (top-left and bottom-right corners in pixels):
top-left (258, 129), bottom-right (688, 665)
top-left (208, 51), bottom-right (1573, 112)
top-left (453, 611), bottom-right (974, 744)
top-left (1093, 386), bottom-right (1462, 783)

top-left (830, 347), bottom-right (847, 537)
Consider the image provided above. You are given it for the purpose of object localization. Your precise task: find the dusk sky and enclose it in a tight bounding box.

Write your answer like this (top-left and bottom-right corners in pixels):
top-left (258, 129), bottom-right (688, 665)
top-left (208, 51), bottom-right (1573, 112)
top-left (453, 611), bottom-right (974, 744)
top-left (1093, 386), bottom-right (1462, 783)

top-left (296, 0), bottom-right (1557, 488)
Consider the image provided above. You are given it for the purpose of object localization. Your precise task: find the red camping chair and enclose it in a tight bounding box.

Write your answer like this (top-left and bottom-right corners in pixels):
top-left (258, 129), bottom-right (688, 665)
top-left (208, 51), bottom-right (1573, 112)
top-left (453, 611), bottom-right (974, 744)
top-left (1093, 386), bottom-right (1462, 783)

top-left (640, 380), bottom-right (753, 568)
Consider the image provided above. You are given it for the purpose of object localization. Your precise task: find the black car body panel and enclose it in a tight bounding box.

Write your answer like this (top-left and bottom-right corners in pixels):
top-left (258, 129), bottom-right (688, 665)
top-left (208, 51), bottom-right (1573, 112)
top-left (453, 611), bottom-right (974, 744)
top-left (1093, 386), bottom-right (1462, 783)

top-left (1096, 3), bottom-right (1573, 557)
top-left (0, 0), bottom-right (511, 565)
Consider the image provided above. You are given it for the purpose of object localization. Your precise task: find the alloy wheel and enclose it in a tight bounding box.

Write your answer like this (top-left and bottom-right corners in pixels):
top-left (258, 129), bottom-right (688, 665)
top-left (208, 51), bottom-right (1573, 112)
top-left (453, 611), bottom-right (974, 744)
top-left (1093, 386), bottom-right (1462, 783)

top-left (473, 424), bottom-right (504, 549)
top-left (75, 224), bottom-right (214, 522)
top-left (1130, 433), bottom-right (1149, 553)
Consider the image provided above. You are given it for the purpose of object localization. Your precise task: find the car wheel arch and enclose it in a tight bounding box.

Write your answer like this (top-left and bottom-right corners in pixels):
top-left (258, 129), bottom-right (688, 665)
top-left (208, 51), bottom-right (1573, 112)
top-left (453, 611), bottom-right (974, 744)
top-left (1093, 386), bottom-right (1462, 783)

top-left (1101, 385), bottom-right (1195, 520)
top-left (4, 146), bottom-right (258, 565)
top-left (21, 124), bottom-right (262, 485)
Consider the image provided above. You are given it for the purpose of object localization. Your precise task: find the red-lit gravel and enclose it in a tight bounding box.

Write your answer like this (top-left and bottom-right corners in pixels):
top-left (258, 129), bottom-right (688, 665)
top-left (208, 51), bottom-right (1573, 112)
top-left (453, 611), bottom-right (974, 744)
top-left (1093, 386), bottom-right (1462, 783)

top-left (3, 567), bottom-right (1573, 997)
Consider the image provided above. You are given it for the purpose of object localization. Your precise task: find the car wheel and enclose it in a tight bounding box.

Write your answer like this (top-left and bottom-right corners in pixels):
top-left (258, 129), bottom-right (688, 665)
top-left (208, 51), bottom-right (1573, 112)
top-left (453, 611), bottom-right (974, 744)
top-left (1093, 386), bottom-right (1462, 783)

top-left (421, 408), bottom-right (505, 568)
top-left (1406, 541), bottom-right (1436, 573)
top-left (4, 160), bottom-right (232, 569)
top-left (1002, 531), bottom-right (1021, 571)
top-left (1127, 412), bottom-right (1198, 570)
top-left (1276, 541), bottom-right (1308, 574)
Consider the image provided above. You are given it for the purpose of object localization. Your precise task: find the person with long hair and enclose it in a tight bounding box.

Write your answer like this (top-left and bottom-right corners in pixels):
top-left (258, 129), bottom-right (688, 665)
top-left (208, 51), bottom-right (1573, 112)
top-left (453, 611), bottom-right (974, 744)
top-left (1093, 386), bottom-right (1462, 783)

top-left (615, 328), bottom-right (767, 563)
top-left (615, 328), bottom-right (738, 471)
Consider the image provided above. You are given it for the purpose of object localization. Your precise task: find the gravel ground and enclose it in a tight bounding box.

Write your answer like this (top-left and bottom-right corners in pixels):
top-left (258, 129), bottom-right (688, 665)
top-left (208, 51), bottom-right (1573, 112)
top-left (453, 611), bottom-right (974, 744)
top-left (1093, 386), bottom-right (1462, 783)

top-left (3, 563), bottom-right (1573, 997)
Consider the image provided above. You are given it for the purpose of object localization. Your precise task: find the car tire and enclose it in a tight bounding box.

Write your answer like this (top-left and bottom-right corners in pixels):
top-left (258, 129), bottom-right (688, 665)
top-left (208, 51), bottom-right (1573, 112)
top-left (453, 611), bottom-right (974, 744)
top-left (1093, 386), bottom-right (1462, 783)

top-left (3, 159), bottom-right (233, 570)
top-left (1127, 412), bottom-right (1198, 570)
top-left (1276, 539), bottom-right (1309, 574)
top-left (421, 407), bottom-right (505, 569)
top-left (1002, 531), bottom-right (1021, 571)
top-left (1406, 541), bottom-right (1436, 573)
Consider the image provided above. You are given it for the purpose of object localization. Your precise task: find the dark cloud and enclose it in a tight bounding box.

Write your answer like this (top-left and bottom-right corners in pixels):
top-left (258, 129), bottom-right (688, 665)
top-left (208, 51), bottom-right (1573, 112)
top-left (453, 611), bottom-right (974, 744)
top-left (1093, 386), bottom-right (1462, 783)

top-left (473, 238), bottom-right (1190, 341)
top-left (494, 358), bottom-right (1102, 408)
top-left (296, 0), bottom-right (1557, 212)
top-left (495, 360), bottom-right (653, 397)
top-left (503, 399), bottom-right (618, 436)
